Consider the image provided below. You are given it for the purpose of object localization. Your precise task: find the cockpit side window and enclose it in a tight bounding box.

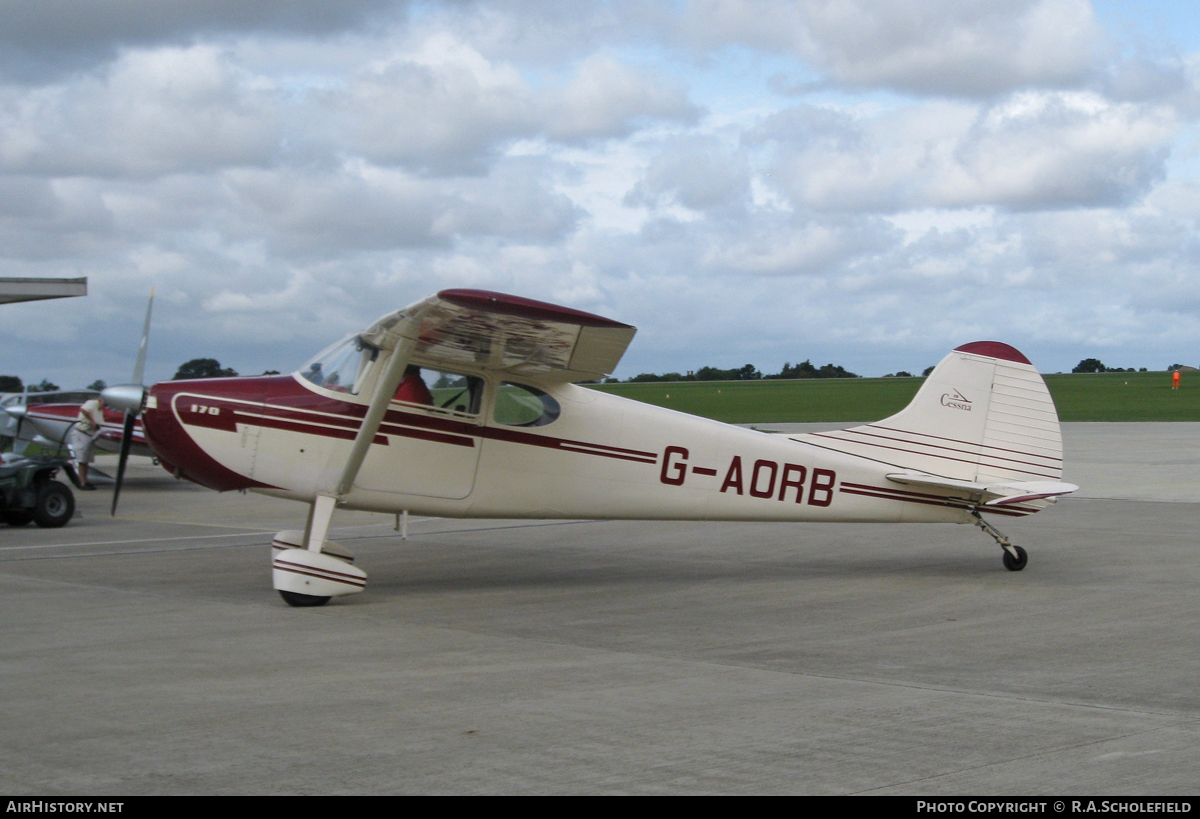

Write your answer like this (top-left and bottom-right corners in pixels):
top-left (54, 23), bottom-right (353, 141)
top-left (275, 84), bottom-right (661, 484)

top-left (493, 382), bottom-right (560, 427)
top-left (394, 367), bottom-right (482, 416)
top-left (299, 335), bottom-right (380, 395)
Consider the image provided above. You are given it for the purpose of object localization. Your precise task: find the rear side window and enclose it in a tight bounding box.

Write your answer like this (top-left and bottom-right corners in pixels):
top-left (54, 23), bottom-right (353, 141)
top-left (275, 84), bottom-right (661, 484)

top-left (493, 382), bottom-right (560, 427)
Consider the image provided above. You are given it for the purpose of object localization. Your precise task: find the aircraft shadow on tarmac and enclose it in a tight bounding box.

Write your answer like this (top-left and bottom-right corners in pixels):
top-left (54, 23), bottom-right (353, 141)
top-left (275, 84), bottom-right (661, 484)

top-left (336, 523), bottom-right (1048, 598)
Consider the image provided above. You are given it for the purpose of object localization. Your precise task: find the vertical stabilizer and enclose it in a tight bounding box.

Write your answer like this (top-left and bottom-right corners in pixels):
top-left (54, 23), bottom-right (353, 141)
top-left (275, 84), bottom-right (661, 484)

top-left (796, 342), bottom-right (1063, 484)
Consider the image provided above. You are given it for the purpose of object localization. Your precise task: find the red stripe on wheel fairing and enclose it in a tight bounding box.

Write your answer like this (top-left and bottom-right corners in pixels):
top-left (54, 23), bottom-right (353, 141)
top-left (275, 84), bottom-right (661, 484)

top-left (273, 558), bottom-right (367, 588)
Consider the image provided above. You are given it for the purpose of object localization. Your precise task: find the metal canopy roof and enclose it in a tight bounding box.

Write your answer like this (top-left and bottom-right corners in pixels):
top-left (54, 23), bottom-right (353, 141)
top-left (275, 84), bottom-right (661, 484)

top-left (0, 277), bottom-right (87, 305)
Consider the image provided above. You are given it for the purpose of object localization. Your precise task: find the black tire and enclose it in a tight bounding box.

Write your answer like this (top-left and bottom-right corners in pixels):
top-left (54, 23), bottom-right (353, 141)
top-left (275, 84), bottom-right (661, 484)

top-left (1002, 545), bottom-right (1028, 572)
top-left (279, 590), bottom-right (332, 608)
top-left (3, 510), bottom-right (34, 526)
top-left (33, 480), bottom-right (74, 528)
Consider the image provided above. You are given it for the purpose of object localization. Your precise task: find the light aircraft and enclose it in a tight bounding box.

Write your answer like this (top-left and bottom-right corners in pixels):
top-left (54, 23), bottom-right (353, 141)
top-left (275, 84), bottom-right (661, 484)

top-left (100, 289), bottom-right (1077, 607)
top-left (2, 390), bottom-right (95, 448)
top-left (3, 398), bottom-right (152, 460)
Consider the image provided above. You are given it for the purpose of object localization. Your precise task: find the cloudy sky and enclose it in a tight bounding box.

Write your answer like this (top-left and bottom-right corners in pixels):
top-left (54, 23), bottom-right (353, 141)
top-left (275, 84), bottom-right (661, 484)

top-left (3, 0), bottom-right (1199, 388)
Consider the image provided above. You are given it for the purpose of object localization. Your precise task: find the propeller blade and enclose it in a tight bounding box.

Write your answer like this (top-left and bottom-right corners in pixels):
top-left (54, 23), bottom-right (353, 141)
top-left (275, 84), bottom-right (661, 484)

top-left (3, 403), bottom-right (31, 455)
top-left (9, 405), bottom-right (25, 444)
top-left (109, 286), bottom-right (155, 515)
top-left (132, 287), bottom-right (154, 386)
top-left (110, 412), bottom-right (137, 516)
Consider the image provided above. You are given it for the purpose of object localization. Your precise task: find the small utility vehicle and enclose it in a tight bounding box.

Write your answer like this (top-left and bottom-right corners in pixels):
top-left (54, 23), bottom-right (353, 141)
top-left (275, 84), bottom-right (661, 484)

top-left (0, 455), bottom-right (76, 527)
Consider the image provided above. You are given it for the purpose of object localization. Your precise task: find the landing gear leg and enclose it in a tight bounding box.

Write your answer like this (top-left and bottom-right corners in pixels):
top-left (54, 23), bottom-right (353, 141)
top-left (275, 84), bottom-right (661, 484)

top-left (970, 508), bottom-right (1028, 571)
top-left (304, 493), bottom-right (337, 553)
top-left (271, 495), bottom-right (367, 606)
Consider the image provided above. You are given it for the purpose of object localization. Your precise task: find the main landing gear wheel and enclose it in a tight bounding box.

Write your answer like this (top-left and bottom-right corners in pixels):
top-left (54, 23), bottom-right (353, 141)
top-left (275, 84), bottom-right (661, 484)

top-left (272, 529), bottom-right (366, 606)
top-left (279, 590), bottom-right (332, 607)
top-left (1002, 545), bottom-right (1028, 572)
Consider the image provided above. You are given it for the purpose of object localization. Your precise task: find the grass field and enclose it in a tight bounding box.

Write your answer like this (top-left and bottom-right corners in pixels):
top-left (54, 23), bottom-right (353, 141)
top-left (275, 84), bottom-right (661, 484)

top-left (586, 370), bottom-right (1200, 423)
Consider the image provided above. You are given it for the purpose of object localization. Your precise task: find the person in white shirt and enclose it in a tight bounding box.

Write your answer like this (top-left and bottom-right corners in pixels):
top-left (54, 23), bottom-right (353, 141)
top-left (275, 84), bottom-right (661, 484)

top-left (68, 397), bottom-right (106, 489)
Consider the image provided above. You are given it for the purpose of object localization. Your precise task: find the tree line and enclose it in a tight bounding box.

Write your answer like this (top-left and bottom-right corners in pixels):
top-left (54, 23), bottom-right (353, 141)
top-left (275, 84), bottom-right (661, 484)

top-left (618, 359), bottom-right (863, 383)
top-left (0, 375), bottom-right (64, 393)
top-left (1072, 359), bottom-right (1157, 373)
top-left (0, 359), bottom-right (276, 394)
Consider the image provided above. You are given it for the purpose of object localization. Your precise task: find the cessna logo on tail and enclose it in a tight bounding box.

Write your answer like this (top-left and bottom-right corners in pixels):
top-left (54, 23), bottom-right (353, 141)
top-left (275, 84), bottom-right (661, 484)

top-left (940, 389), bottom-right (972, 411)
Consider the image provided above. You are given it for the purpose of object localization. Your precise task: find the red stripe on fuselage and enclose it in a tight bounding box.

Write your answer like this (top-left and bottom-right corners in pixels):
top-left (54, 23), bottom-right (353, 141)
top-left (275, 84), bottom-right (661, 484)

top-left (154, 375), bottom-right (658, 478)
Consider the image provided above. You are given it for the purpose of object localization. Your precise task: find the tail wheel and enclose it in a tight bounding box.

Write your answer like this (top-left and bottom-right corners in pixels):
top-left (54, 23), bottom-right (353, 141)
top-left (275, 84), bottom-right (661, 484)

top-left (279, 590), bottom-right (332, 608)
top-left (33, 480), bottom-right (75, 528)
top-left (1002, 545), bottom-right (1028, 572)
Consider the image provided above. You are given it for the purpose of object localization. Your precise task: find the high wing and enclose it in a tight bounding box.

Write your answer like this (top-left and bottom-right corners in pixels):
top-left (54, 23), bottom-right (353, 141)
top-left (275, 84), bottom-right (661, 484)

top-left (295, 289), bottom-right (637, 556)
top-left (360, 289), bottom-right (637, 383)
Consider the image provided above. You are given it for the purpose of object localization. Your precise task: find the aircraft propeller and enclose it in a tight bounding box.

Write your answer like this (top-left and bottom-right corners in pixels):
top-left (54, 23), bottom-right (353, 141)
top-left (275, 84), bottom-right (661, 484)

top-left (5, 401), bottom-right (27, 447)
top-left (101, 289), bottom-right (154, 516)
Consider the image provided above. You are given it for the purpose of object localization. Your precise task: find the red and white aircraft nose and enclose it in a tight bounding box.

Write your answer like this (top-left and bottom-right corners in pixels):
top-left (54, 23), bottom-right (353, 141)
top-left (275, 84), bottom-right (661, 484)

top-left (142, 379), bottom-right (274, 492)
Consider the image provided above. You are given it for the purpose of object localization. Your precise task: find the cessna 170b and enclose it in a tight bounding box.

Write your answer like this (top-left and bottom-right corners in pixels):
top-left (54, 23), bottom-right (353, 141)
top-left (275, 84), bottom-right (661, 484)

top-left (100, 289), bottom-right (1077, 607)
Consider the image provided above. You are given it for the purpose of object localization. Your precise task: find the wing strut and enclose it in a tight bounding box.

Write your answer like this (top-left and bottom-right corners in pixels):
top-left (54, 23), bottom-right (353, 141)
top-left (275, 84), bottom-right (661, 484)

top-left (303, 335), bottom-right (417, 552)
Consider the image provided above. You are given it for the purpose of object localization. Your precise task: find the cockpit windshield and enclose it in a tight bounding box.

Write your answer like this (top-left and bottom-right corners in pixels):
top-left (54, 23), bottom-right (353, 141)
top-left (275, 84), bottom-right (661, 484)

top-left (299, 335), bottom-right (380, 395)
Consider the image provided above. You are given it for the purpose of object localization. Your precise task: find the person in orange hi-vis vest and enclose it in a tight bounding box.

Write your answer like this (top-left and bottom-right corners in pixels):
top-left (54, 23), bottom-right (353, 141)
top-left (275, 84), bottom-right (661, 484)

top-left (1172, 370), bottom-right (1181, 390)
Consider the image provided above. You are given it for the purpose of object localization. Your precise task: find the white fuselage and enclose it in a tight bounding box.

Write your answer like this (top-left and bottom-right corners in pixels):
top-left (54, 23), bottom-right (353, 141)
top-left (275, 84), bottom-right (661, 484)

top-left (146, 374), bottom-right (978, 526)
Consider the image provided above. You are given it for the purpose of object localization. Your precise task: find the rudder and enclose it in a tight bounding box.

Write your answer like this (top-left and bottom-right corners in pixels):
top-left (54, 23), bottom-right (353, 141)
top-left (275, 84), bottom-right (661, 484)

top-left (798, 341), bottom-right (1064, 484)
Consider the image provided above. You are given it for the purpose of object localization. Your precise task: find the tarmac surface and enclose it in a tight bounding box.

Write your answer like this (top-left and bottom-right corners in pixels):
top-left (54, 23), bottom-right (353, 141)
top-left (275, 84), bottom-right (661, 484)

top-left (2, 423), bottom-right (1198, 795)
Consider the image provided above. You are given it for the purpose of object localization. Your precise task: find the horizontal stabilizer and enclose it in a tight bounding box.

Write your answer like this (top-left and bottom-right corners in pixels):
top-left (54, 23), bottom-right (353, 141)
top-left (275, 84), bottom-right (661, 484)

top-left (886, 472), bottom-right (1078, 506)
